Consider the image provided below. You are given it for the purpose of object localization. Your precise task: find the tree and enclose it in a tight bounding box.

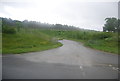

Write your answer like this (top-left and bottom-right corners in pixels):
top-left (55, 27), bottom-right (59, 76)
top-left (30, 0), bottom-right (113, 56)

top-left (14, 20), bottom-right (22, 32)
top-left (103, 17), bottom-right (119, 32)
top-left (118, 19), bottom-right (120, 32)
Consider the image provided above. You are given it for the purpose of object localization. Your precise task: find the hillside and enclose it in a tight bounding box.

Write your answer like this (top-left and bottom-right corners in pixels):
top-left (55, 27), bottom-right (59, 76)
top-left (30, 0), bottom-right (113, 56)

top-left (2, 29), bottom-right (62, 54)
top-left (2, 17), bottom-right (119, 54)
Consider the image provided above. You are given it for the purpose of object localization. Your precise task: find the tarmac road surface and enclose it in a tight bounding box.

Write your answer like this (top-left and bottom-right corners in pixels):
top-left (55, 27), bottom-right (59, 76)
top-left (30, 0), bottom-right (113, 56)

top-left (2, 40), bottom-right (119, 79)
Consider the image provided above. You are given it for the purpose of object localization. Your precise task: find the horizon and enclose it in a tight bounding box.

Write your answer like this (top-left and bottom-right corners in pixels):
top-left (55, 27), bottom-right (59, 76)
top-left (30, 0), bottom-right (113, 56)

top-left (1, 17), bottom-right (103, 31)
top-left (0, 0), bottom-right (118, 31)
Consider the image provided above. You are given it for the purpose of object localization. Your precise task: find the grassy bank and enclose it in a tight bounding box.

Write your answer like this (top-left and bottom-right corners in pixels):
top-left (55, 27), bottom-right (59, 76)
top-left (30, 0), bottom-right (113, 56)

top-left (84, 40), bottom-right (118, 54)
top-left (2, 30), bottom-right (62, 54)
top-left (63, 37), bottom-right (118, 54)
top-left (41, 30), bottom-right (118, 54)
top-left (2, 18), bottom-right (118, 55)
top-left (2, 29), bottom-right (118, 54)
top-left (84, 32), bottom-right (118, 54)
top-left (70, 38), bottom-right (118, 54)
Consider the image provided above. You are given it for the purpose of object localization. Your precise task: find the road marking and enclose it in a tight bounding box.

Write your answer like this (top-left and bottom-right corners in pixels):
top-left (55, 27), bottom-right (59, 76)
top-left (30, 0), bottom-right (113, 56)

top-left (80, 66), bottom-right (83, 69)
top-left (112, 67), bottom-right (116, 70)
top-left (108, 64), bottom-right (119, 71)
top-left (109, 64), bottom-right (112, 67)
top-left (112, 67), bottom-right (120, 71)
top-left (116, 68), bottom-right (119, 70)
top-left (79, 65), bottom-right (86, 77)
top-left (15, 54), bottom-right (21, 56)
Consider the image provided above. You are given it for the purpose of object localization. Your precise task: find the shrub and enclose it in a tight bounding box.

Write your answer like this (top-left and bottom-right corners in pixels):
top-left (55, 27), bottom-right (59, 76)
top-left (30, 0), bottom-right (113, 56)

top-left (92, 32), bottom-right (113, 40)
top-left (2, 27), bottom-right (16, 34)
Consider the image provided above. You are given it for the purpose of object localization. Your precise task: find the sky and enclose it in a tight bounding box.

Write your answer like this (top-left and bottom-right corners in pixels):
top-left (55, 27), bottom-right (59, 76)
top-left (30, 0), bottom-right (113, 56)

top-left (0, 0), bottom-right (119, 31)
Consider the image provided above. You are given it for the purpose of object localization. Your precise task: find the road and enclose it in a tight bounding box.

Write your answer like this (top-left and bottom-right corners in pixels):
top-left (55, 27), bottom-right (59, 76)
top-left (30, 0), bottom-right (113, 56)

top-left (2, 40), bottom-right (119, 79)
top-left (0, 54), bottom-right (2, 80)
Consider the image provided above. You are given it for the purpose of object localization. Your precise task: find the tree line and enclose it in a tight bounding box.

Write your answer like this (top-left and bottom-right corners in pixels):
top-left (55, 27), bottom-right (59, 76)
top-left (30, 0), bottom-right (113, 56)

top-left (1, 17), bottom-right (120, 34)
top-left (1, 17), bottom-right (80, 34)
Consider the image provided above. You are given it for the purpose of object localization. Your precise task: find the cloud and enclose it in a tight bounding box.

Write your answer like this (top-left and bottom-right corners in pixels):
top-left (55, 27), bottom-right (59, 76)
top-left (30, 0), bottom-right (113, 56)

top-left (0, 0), bottom-right (118, 31)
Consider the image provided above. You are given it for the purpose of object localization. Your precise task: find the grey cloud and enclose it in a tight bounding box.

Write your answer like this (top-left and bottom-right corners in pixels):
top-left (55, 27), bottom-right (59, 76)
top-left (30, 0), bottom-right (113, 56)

top-left (0, 1), bottom-right (118, 31)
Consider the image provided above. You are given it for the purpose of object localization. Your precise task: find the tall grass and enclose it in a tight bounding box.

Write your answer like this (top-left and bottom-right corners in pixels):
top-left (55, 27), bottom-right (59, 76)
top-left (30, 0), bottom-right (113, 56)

top-left (2, 27), bottom-right (118, 54)
top-left (2, 29), bottom-right (62, 54)
top-left (40, 29), bottom-right (118, 54)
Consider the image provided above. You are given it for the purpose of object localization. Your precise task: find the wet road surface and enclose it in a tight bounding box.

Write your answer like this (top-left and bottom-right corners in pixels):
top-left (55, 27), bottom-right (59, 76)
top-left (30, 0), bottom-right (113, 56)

top-left (2, 40), bottom-right (119, 79)
top-left (0, 54), bottom-right (2, 80)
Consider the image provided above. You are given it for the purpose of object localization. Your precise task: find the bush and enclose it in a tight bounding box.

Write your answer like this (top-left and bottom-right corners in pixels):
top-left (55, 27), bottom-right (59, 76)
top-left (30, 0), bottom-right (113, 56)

top-left (2, 27), bottom-right (16, 34)
top-left (92, 32), bottom-right (113, 40)
top-left (105, 36), bottom-right (118, 42)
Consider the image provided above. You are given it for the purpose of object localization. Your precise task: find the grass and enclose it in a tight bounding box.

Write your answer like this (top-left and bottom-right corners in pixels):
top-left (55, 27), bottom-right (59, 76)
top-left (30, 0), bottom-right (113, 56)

top-left (84, 40), bottom-right (118, 54)
top-left (2, 28), bottom-right (118, 55)
top-left (2, 30), bottom-right (62, 54)
top-left (40, 30), bottom-right (118, 54)
top-left (65, 38), bottom-right (118, 54)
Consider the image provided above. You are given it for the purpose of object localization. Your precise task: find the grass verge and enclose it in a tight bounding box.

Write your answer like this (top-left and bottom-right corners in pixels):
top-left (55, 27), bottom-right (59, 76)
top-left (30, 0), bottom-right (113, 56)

top-left (84, 40), bottom-right (118, 54)
top-left (64, 38), bottom-right (118, 54)
top-left (2, 31), bottom-right (62, 54)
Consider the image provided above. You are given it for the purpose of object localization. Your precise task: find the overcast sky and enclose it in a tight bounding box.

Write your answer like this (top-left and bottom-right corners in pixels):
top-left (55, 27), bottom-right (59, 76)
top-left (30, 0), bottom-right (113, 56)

top-left (0, 0), bottom-right (119, 31)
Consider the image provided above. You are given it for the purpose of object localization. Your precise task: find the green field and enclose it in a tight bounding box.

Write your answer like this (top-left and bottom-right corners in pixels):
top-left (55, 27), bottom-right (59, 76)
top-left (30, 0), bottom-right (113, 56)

top-left (2, 30), bottom-right (62, 54)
